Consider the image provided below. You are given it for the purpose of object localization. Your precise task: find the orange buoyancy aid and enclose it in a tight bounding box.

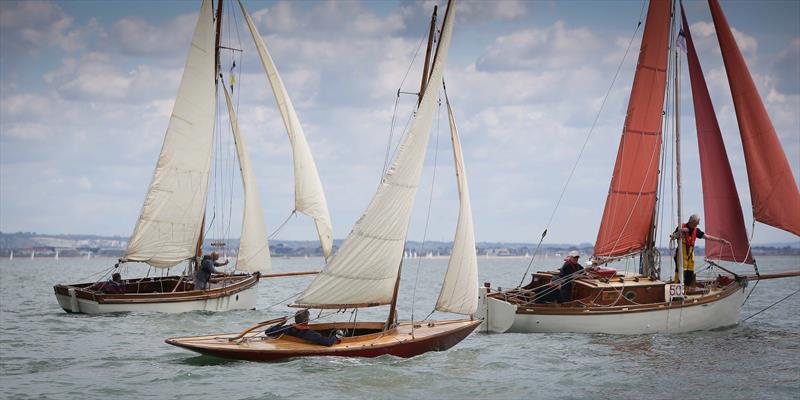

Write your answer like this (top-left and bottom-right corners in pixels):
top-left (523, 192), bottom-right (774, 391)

top-left (680, 223), bottom-right (698, 271)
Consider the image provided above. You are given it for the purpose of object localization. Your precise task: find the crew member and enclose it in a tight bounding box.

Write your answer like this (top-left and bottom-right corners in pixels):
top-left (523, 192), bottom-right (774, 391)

top-left (195, 251), bottom-right (228, 290)
top-left (671, 214), bottom-right (730, 286)
top-left (557, 250), bottom-right (584, 303)
top-left (265, 309), bottom-right (342, 346)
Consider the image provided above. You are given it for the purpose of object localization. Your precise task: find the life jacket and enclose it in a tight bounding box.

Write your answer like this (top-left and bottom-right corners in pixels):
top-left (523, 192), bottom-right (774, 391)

top-left (681, 223), bottom-right (698, 248)
top-left (290, 323), bottom-right (310, 331)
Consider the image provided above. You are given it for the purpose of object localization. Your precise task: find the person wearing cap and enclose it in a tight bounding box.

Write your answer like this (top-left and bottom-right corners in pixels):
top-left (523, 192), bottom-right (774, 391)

top-left (557, 250), bottom-right (584, 303)
top-left (670, 214), bottom-right (730, 286)
top-left (194, 251), bottom-right (229, 290)
top-left (264, 309), bottom-right (342, 346)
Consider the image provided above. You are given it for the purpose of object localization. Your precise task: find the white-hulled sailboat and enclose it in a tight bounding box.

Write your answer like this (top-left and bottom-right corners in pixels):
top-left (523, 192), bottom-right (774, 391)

top-left (475, 0), bottom-right (800, 335)
top-left (167, 0), bottom-right (482, 361)
top-left (53, 0), bottom-right (333, 314)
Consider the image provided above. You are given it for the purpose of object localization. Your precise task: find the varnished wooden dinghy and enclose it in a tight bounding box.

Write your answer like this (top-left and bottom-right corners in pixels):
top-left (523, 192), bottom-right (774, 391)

top-left (166, 320), bottom-right (480, 361)
top-left (54, 273), bottom-right (259, 314)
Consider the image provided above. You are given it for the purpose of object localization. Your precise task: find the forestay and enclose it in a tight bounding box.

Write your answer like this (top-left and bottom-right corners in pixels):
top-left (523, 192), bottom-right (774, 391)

top-left (435, 98), bottom-right (478, 315)
top-left (125, 0), bottom-right (215, 268)
top-left (239, 0), bottom-right (334, 257)
top-left (223, 86), bottom-right (272, 273)
top-left (295, 1), bottom-right (458, 308)
top-left (709, 0), bottom-right (800, 237)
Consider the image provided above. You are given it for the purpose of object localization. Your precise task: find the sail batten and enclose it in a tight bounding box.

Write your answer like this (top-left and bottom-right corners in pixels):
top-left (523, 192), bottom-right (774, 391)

top-left (124, 0), bottom-right (216, 268)
top-left (709, 0), bottom-right (800, 237)
top-left (435, 98), bottom-right (478, 315)
top-left (593, 0), bottom-right (672, 258)
top-left (295, 1), bottom-right (458, 308)
top-left (239, 0), bottom-right (334, 257)
top-left (682, 5), bottom-right (753, 264)
top-left (223, 86), bottom-right (272, 273)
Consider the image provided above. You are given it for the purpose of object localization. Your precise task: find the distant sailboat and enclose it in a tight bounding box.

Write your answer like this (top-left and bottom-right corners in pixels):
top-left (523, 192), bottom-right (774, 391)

top-left (9, 250), bottom-right (13, 261)
top-left (167, 0), bottom-right (481, 361)
top-left (53, 0), bottom-right (332, 314)
top-left (476, 0), bottom-right (799, 335)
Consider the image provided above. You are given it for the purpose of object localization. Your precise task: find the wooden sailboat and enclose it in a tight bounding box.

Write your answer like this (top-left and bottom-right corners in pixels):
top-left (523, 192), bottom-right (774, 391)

top-left (475, 0), bottom-right (800, 335)
top-left (167, 0), bottom-right (482, 360)
top-left (53, 0), bottom-right (333, 314)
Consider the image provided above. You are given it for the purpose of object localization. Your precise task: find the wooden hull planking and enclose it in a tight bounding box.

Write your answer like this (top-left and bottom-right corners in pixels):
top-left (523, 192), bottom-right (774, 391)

top-left (474, 280), bottom-right (747, 334)
top-left (165, 319), bottom-right (481, 361)
top-left (53, 274), bottom-right (259, 314)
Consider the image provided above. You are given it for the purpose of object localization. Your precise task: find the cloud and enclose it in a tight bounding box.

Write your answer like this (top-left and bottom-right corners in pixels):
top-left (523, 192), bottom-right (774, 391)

top-left (0, 1), bottom-right (91, 53)
top-left (772, 38), bottom-right (800, 95)
top-left (109, 11), bottom-right (197, 57)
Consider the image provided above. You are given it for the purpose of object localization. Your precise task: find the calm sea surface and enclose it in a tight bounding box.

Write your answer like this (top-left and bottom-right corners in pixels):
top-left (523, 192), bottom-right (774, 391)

top-left (1, 255), bottom-right (798, 399)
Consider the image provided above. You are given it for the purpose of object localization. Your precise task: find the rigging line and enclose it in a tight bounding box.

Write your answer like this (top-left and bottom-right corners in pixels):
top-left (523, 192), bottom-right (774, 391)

top-left (268, 210), bottom-right (297, 240)
top-left (381, 24), bottom-right (432, 178)
top-left (742, 288), bottom-right (800, 322)
top-left (411, 95), bottom-right (442, 329)
top-left (516, 7), bottom-right (645, 284)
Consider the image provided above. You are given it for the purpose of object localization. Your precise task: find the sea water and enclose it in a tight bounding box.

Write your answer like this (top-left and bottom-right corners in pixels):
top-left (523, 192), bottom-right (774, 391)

top-left (0, 255), bottom-right (798, 399)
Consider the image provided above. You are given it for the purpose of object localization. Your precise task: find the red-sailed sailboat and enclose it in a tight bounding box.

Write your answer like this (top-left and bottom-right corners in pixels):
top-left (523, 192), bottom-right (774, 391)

top-left (475, 0), bottom-right (800, 334)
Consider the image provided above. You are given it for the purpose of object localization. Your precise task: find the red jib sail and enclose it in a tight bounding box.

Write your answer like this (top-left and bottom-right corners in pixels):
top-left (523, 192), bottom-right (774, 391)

top-left (594, 0), bottom-right (672, 258)
top-left (709, 0), bottom-right (800, 237)
top-left (682, 5), bottom-right (754, 264)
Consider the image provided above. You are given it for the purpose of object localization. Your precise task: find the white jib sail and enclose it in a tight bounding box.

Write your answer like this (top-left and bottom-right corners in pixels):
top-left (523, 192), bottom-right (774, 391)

top-left (295, 1), bottom-right (457, 308)
top-left (223, 86), bottom-right (272, 274)
top-left (239, 0), bottom-right (333, 258)
top-left (435, 98), bottom-right (478, 315)
top-left (124, 0), bottom-right (215, 268)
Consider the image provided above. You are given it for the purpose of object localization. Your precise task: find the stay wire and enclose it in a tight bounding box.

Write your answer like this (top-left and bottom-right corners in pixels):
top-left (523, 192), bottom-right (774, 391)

top-left (742, 288), bottom-right (799, 322)
top-left (517, 5), bottom-right (646, 286)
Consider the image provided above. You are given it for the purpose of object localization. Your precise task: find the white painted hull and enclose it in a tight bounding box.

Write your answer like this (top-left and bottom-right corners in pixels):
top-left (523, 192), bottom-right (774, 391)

top-left (474, 286), bottom-right (746, 335)
top-left (54, 285), bottom-right (258, 314)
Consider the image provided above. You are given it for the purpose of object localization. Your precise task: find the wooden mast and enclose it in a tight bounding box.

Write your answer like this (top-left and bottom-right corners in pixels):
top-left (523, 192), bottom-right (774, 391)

top-left (674, 35), bottom-right (685, 287)
top-left (418, 5), bottom-right (438, 106)
top-left (195, 0), bottom-right (225, 264)
top-left (386, 3), bottom-right (445, 331)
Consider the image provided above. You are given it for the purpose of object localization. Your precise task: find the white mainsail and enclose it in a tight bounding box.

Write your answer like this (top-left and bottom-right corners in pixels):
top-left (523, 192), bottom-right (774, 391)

top-left (435, 98), bottom-right (478, 315)
top-left (124, 0), bottom-right (215, 268)
top-left (239, 0), bottom-right (333, 258)
top-left (223, 86), bottom-right (272, 273)
top-left (295, 1), bottom-right (457, 308)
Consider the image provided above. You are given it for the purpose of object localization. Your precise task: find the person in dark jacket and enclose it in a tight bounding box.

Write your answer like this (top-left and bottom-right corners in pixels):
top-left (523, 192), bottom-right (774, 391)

top-left (90, 272), bottom-right (126, 294)
top-left (195, 251), bottom-right (228, 290)
top-left (670, 214), bottom-right (730, 286)
top-left (265, 309), bottom-right (341, 347)
top-left (557, 250), bottom-right (584, 303)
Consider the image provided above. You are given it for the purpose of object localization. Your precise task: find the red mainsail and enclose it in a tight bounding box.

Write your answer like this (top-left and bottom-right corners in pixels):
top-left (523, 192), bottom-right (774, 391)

top-left (709, 0), bottom-right (800, 237)
top-left (682, 5), bottom-right (754, 264)
top-left (594, 0), bottom-right (672, 258)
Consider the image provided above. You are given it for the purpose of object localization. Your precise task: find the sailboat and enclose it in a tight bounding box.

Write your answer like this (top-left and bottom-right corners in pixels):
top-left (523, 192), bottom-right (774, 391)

top-left (167, 0), bottom-right (481, 361)
top-left (475, 0), bottom-right (800, 335)
top-left (53, 0), bottom-right (332, 314)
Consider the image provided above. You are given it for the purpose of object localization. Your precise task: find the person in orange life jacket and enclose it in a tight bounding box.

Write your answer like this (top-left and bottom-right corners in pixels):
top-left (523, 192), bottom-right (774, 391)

top-left (557, 250), bottom-right (584, 303)
top-left (264, 309), bottom-right (342, 346)
top-left (670, 214), bottom-right (730, 286)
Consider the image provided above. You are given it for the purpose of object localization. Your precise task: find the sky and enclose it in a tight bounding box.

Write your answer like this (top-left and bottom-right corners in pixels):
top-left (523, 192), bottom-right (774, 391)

top-left (0, 0), bottom-right (798, 247)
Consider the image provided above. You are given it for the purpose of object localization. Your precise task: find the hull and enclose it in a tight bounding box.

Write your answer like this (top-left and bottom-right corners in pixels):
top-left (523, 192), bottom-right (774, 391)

top-left (166, 319), bottom-right (481, 361)
top-left (53, 274), bottom-right (259, 314)
top-left (475, 282), bottom-right (746, 335)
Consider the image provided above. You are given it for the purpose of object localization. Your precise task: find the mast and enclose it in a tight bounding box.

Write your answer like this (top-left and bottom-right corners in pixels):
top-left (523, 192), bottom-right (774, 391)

top-left (195, 0), bottom-right (224, 263)
top-left (418, 5), bottom-right (438, 106)
top-left (674, 37), bottom-right (684, 285)
top-left (385, 259), bottom-right (403, 330)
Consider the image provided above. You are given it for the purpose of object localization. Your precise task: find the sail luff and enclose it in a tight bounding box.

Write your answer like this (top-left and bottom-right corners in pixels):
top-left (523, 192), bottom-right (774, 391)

top-left (708, 0), bottom-right (800, 237)
top-left (435, 97), bottom-right (478, 315)
top-left (124, 0), bottom-right (216, 268)
top-left (294, 0), bottom-right (458, 308)
top-left (681, 5), bottom-right (753, 264)
top-left (222, 86), bottom-right (272, 273)
top-left (238, 0), bottom-right (334, 257)
top-left (593, 0), bottom-right (672, 258)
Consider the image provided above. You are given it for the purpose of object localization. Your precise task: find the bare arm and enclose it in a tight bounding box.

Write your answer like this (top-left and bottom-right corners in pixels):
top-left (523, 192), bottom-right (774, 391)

top-left (703, 234), bottom-right (730, 244)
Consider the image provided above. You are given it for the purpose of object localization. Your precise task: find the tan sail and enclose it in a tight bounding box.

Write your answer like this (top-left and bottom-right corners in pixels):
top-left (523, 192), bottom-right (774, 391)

top-left (223, 86), bottom-right (272, 273)
top-left (125, 0), bottom-right (216, 268)
top-left (294, 1), bottom-right (457, 308)
top-left (435, 98), bottom-right (478, 315)
top-left (238, 0), bottom-right (333, 257)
